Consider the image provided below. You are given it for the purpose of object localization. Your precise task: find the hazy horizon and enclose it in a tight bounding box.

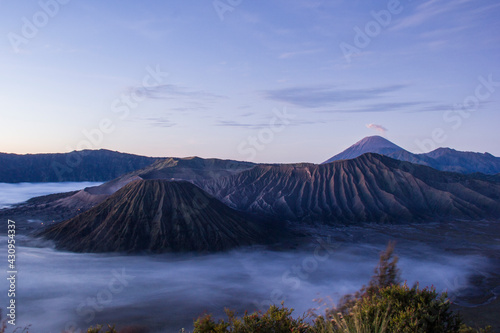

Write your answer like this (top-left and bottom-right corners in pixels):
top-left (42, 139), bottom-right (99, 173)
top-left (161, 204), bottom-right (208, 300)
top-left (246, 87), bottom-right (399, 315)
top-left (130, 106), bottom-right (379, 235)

top-left (1, 134), bottom-right (499, 166)
top-left (1, 1), bottom-right (499, 163)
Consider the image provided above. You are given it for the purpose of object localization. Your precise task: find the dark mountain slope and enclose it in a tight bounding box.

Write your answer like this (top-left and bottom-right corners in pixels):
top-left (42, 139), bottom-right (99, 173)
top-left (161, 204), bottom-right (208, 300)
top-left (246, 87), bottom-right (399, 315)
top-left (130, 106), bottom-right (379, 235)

top-left (51, 156), bottom-right (254, 209)
top-left (422, 148), bottom-right (500, 174)
top-left (39, 180), bottom-right (271, 253)
top-left (133, 157), bottom-right (255, 184)
top-left (0, 149), bottom-right (159, 182)
top-left (0, 157), bottom-right (257, 234)
top-left (79, 157), bottom-right (255, 199)
top-left (204, 154), bottom-right (500, 223)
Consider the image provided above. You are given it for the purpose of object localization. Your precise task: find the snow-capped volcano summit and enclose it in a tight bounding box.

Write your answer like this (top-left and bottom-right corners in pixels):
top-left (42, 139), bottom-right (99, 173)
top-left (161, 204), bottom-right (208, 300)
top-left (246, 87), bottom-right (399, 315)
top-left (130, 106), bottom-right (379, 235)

top-left (322, 136), bottom-right (405, 164)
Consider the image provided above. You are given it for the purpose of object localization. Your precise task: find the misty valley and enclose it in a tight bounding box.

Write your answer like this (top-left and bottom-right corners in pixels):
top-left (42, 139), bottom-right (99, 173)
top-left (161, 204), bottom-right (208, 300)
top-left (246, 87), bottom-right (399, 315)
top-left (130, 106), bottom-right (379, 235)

top-left (0, 136), bottom-right (499, 332)
top-left (0, 203), bottom-right (498, 332)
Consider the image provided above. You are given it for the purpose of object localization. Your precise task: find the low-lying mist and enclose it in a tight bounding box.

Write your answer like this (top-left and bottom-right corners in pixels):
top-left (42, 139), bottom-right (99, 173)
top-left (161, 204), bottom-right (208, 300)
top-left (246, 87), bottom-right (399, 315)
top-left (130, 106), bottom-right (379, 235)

top-left (0, 235), bottom-right (488, 333)
top-left (0, 182), bottom-right (102, 209)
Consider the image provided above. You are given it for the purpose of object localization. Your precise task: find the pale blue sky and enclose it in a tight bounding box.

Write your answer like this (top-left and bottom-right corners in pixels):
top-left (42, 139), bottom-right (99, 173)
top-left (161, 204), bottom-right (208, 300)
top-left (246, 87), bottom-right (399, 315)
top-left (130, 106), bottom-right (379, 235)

top-left (1, 0), bottom-right (499, 163)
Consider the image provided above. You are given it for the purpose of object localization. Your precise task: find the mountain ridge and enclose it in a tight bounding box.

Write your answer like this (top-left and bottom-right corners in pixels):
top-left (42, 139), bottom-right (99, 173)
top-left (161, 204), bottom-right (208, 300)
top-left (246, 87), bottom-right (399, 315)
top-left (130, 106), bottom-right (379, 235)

top-left (0, 149), bottom-right (159, 183)
top-left (203, 153), bottom-right (500, 223)
top-left (0, 157), bottom-right (258, 231)
top-left (322, 136), bottom-right (500, 175)
top-left (4, 153), bottom-right (499, 241)
top-left (2, 137), bottom-right (499, 184)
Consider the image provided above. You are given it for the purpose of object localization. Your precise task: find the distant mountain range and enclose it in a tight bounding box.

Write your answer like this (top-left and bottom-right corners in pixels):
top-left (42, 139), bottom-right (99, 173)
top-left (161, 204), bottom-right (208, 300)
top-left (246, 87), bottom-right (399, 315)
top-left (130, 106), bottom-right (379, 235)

top-left (1, 137), bottom-right (499, 184)
top-left (323, 136), bottom-right (500, 175)
top-left (11, 152), bottom-right (499, 253)
top-left (0, 149), bottom-right (158, 183)
top-left (3, 138), bottom-right (500, 253)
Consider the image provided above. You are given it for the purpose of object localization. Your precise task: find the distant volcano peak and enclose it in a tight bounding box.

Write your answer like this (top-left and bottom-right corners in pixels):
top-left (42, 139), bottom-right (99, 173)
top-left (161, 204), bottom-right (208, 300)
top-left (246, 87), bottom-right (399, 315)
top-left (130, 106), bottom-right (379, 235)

top-left (323, 136), bottom-right (404, 164)
top-left (355, 135), bottom-right (398, 146)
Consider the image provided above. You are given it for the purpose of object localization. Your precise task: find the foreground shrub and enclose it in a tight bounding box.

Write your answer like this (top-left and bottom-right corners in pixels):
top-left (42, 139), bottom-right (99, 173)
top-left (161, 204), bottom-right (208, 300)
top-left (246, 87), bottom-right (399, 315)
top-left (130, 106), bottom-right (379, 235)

top-left (314, 243), bottom-right (489, 333)
top-left (85, 325), bottom-right (117, 333)
top-left (353, 283), bottom-right (461, 333)
top-left (318, 243), bottom-right (461, 332)
top-left (459, 324), bottom-right (493, 333)
top-left (313, 305), bottom-right (389, 333)
top-left (336, 241), bottom-right (400, 314)
top-left (193, 303), bottom-right (309, 333)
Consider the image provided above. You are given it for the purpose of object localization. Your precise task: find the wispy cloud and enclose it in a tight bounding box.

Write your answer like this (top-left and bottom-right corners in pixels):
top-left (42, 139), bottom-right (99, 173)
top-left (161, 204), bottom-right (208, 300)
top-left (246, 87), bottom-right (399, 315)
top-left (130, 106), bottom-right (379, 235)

top-left (169, 106), bottom-right (210, 112)
top-left (142, 117), bottom-right (177, 128)
top-left (419, 26), bottom-right (467, 40)
top-left (353, 102), bottom-right (426, 113)
top-left (406, 101), bottom-right (492, 114)
top-left (261, 84), bottom-right (408, 108)
top-left (472, 2), bottom-right (500, 14)
top-left (278, 48), bottom-right (322, 59)
top-left (391, 0), bottom-right (474, 31)
top-left (136, 84), bottom-right (225, 101)
top-left (216, 119), bottom-right (319, 129)
top-left (366, 123), bottom-right (387, 135)
top-left (407, 104), bottom-right (453, 113)
top-left (216, 120), bottom-right (270, 129)
top-left (240, 112), bottom-right (257, 117)
top-left (319, 102), bottom-right (453, 114)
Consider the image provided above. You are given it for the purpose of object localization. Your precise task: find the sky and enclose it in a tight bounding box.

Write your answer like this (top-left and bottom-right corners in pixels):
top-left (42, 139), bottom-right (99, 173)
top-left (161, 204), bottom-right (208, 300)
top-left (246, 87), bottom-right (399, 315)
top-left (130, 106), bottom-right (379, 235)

top-left (0, 0), bottom-right (499, 163)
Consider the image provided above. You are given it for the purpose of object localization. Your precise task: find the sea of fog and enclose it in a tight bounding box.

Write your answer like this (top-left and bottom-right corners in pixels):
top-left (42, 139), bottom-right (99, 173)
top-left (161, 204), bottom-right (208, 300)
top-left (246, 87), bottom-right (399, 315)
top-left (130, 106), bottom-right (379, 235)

top-left (0, 182), bottom-right (103, 209)
top-left (0, 183), bottom-right (491, 332)
top-left (0, 236), bottom-right (487, 333)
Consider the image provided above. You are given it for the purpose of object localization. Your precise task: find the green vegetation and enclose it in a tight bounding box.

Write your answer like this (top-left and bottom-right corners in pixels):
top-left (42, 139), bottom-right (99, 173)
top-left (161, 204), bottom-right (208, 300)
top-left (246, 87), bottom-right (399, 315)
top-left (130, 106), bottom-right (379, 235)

top-left (85, 325), bottom-right (117, 333)
top-left (335, 241), bottom-right (401, 314)
top-left (194, 305), bottom-right (309, 333)
top-left (325, 283), bottom-right (461, 332)
top-left (191, 242), bottom-right (492, 333)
